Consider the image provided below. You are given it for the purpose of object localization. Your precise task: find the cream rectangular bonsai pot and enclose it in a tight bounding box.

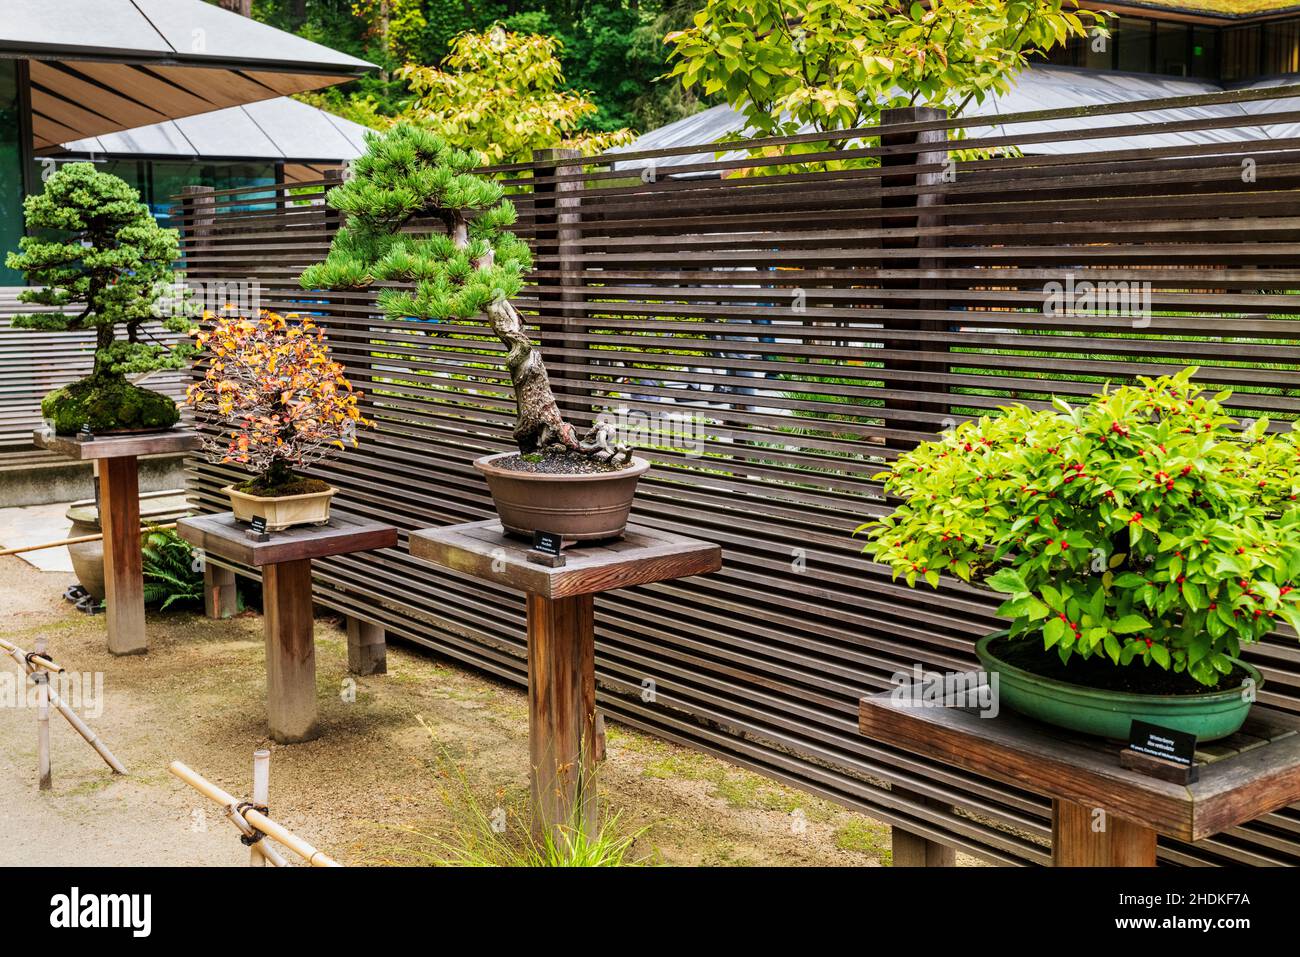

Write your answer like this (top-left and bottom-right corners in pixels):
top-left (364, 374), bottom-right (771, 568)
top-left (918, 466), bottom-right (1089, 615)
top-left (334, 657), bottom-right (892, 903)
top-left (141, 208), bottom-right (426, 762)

top-left (223, 485), bottom-right (336, 531)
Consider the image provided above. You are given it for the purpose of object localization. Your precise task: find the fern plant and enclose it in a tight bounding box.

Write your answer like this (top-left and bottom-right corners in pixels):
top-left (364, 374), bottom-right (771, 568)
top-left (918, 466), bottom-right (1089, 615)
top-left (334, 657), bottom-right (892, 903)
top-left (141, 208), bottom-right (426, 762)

top-left (141, 526), bottom-right (205, 610)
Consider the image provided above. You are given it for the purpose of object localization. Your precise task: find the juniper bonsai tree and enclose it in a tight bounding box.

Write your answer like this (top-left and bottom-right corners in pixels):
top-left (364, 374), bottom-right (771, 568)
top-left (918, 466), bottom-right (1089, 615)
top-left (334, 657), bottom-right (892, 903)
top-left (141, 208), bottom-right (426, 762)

top-left (299, 123), bottom-right (629, 463)
top-left (5, 163), bottom-right (195, 434)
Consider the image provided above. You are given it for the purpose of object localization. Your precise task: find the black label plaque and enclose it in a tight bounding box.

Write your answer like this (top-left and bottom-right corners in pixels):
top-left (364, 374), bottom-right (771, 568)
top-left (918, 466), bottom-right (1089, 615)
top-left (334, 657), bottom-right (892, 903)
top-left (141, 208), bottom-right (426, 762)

top-left (1128, 719), bottom-right (1197, 767)
top-left (532, 530), bottom-right (562, 555)
top-left (250, 516), bottom-right (268, 534)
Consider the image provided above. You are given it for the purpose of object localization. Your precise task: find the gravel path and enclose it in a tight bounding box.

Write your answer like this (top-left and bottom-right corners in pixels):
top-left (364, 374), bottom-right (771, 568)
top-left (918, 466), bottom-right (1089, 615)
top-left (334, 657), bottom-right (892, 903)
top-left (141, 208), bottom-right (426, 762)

top-left (0, 554), bottom-right (962, 867)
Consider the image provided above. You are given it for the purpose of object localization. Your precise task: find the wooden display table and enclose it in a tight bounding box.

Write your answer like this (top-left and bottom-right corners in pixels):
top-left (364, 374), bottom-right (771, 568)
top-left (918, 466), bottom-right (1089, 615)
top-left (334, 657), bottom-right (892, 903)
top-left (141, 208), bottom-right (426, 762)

top-left (410, 520), bottom-right (721, 838)
top-left (176, 511), bottom-right (398, 743)
top-left (859, 681), bottom-right (1300, 866)
top-left (35, 427), bottom-right (201, 656)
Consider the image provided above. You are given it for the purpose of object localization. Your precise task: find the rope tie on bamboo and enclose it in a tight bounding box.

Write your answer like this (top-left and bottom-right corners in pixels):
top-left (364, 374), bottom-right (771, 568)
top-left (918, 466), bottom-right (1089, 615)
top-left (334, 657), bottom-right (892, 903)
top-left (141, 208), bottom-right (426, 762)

top-left (234, 801), bottom-right (270, 846)
top-left (25, 652), bottom-right (44, 670)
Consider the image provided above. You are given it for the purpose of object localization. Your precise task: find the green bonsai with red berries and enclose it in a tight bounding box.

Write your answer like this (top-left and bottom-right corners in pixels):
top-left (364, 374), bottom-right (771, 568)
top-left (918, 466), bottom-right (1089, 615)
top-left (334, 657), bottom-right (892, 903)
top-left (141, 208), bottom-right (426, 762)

top-left (860, 368), bottom-right (1300, 687)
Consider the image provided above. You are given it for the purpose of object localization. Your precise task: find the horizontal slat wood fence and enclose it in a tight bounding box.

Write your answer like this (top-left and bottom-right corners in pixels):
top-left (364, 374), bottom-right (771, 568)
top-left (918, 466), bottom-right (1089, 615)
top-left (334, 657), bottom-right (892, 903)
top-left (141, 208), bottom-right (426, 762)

top-left (0, 289), bottom-right (187, 451)
top-left (177, 89), bottom-right (1300, 865)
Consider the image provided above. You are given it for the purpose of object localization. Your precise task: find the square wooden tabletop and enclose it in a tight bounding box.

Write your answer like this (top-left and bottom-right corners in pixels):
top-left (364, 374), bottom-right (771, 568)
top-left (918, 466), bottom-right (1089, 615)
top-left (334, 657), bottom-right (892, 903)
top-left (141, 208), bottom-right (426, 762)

top-left (409, 520), bottom-right (722, 599)
top-left (34, 427), bottom-right (202, 461)
top-left (859, 682), bottom-right (1300, 842)
top-left (177, 511), bottom-right (399, 567)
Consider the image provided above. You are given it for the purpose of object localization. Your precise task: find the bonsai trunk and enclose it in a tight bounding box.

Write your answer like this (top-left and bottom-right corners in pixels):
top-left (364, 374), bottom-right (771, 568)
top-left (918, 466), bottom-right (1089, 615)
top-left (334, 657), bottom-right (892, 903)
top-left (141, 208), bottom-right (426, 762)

top-left (262, 458), bottom-right (296, 492)
top-left (460, 216), bottom-right (632, 464)
top-left (484, 297), bottom-right (580, 455)
top-left (92, 319), bottom-right (114, 377)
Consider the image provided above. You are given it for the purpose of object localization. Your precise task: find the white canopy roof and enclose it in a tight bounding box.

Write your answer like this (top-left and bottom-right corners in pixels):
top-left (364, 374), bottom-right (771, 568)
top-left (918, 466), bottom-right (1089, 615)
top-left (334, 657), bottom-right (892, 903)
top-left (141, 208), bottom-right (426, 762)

top-left (1, 0), bottom-right (374, 150)
top-left (59, 96), bottom-right (370, 165)
top-left (615, 66), bottom-right (1300, 170)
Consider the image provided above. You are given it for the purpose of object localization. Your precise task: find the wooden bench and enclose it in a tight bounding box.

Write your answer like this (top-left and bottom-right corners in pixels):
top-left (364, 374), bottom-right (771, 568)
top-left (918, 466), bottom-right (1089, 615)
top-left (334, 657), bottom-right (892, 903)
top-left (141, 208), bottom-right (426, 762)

top-left (410, 520), bottom-right (721, 839)
top-left (860, 679), bottom-right (1300, 866)
top-left (177, 510), bottom-right (398, 743)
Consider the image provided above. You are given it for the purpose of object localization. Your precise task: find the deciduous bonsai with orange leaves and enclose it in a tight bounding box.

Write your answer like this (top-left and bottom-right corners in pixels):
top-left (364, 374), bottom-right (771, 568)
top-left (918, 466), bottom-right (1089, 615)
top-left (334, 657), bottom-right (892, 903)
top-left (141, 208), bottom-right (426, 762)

top-left (859, 368), bottom-right (1300, 740)
top-left (186, 311), bottom-right (369, 531)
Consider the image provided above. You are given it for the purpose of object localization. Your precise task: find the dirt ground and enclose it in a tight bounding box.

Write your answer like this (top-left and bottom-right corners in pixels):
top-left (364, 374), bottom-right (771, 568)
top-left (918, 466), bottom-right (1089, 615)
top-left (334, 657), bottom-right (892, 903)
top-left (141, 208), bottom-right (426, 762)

top-left (0, 554), bottom-right (979, 867)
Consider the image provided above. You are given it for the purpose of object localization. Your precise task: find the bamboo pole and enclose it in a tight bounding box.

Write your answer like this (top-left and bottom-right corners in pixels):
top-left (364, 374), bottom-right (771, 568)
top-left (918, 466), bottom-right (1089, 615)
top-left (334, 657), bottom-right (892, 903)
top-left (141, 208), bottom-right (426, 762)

top-left (0, 639), bottom-right (127, 775)
top-left (0, 522), bottom-right (178, 557)
top-left (220, 792), bottom-right (288, 868)
top-left (168, 761), bottom-right (340, 867)
top-left (0, 638), bottom-right (62, 673)
top-left (253, 832), bottom-right (289, 868)
top-left (34, 636), bottom-right (50, 791)
top-left (250, 749), bottom-right (273, 867)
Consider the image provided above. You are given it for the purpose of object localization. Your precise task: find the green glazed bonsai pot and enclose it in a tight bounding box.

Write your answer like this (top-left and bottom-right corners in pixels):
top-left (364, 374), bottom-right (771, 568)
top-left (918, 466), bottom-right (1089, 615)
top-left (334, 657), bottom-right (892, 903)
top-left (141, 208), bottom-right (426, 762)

top-left (975, 632), bottom-right (1261, 742)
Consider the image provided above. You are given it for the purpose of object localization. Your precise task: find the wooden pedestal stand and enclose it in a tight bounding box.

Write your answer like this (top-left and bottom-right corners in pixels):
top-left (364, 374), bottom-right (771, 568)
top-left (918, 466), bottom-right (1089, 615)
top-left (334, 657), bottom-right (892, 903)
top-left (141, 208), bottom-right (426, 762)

top-left (411, 520), bottom-right (721, 840)
top-left (34, 427), bottom-right (201, 656)
top-left (176, 511), bottom-right (397, 743)
top-left (859, 682), bottom-right (1300, 866)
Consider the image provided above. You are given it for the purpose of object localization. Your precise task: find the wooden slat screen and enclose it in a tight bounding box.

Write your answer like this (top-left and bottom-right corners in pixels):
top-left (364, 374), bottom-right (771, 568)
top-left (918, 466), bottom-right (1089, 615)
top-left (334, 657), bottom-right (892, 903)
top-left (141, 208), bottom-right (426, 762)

top-left (176, 88), bottom-right (1300, 865)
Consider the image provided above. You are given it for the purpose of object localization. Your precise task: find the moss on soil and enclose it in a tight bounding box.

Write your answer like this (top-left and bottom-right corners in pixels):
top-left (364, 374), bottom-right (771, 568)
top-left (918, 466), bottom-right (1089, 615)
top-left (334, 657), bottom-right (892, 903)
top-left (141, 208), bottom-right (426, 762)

top-left (233, 477), bottom-right (333, 497)
top-left (42, 374), bottom-right (179, 435)
top-left (834, 817), bottom-right (893, 864)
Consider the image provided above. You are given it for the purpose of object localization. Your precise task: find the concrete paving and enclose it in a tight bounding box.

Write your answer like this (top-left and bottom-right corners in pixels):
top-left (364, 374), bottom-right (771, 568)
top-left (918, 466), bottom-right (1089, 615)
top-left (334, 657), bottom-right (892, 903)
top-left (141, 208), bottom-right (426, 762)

top-left (0, 501), bottom-right (75, 573)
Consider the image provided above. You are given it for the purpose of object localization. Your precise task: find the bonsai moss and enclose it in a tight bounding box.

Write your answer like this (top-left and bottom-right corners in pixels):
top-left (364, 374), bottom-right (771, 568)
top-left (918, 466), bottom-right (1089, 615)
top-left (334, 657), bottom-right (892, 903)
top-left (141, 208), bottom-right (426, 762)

top-left (42, 375), bottom-right (179, 436)
top-left (233, 476), bottom-right (333, 498)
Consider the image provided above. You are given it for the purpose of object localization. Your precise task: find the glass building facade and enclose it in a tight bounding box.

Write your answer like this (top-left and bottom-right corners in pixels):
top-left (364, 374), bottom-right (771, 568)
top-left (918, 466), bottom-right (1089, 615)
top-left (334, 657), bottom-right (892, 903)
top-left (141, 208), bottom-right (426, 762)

top-left (1042, 13), bottom-right (1300, 82)
top-left (85, 159), bottom-right (278, 230)
top-left (1, 61), bottom-right (25, 285)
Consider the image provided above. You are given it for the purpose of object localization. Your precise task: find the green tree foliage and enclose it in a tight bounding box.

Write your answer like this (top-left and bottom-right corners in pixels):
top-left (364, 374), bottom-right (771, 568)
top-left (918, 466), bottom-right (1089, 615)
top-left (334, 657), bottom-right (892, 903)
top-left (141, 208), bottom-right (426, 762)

top-left (860, 370), bottom-right (1300, 687)
top-left (243, 1), bottom-right (699, 134)
top-left (300, 124), bottom-right (605, 457)
top-left (5, 164), bottom-right (194, 433)
top-left (504, 0), bottom-right (706, 131)
top-left (6, 163), bottom-right (192, 372)
top-left (299, 125), bottom-right (531, 315)
top-left (401, 26), bottom-right (635, 163)
top-left (666, 0), bottom-right (1102, 147)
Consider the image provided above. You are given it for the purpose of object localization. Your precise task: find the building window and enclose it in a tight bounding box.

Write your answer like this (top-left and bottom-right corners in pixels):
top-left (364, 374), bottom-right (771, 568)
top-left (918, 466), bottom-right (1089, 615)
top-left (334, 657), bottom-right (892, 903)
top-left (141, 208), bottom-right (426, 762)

top-left (1155, 22), bottom-right (1191, 76)
top-left (147, 161), bottom-right (277, 230)
top-left (1190, 26), bottom-right (1219, 79)
top-left (1117, 17), bottom-right (1155, 74)
top-left (1263, 20), bottom-right (1300, 75)
top-left (1222, 25), bottom-right (1262, 81)
top-left (0, 61), bottom-right (23, 285)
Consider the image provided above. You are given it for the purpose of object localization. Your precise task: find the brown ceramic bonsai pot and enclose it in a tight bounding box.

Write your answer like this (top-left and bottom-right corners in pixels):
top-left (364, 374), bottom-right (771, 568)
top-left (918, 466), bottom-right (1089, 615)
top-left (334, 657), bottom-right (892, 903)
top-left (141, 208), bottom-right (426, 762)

top-left (224, 484), bottom-right (336, 531)
top-left (474, 451), bottom-right (651, 543)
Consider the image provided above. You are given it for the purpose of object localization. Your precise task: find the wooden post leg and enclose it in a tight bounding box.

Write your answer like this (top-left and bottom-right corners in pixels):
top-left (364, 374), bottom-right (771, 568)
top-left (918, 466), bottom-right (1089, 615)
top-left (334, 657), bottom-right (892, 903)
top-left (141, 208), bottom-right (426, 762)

top-left (1052, 798), bottom-right (1157, 866)
top-left (346, 617), bottom-right (386, 676)
top-left (889, 789), bottom-right (956, 866)
top-left (262, 559), bottom-right (318, 744)
top-left (98, 456), bottom-right (146, 655)
top-left (526, 592), bottom-right (597, 842)
top-left (204, 563), bottom-right (238, 619)
top-left (891, 826), bottom-right (956, 867)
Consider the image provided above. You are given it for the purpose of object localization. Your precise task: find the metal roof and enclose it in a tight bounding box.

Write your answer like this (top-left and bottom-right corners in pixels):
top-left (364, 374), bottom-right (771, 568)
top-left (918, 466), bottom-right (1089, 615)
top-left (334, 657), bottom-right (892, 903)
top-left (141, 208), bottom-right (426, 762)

top-left (614, 66), bottom-right (1300, 169)
top-left (1, 0), bottom-right (375, 150)
top-left (58, 96), bottom-right (370, 164)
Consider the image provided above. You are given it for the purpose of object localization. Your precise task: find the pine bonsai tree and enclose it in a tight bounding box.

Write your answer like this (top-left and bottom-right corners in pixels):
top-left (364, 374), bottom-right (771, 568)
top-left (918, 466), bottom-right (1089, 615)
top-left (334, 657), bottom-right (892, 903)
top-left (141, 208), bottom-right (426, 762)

top-left (6, 162), bottom-right (195, 435)
top-left (299, 123), bottom-right (629, 462)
